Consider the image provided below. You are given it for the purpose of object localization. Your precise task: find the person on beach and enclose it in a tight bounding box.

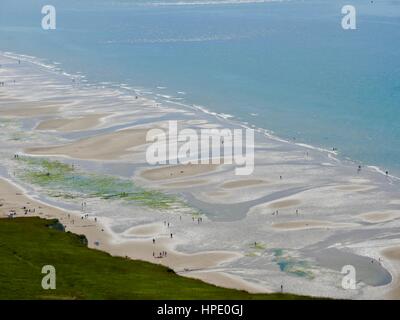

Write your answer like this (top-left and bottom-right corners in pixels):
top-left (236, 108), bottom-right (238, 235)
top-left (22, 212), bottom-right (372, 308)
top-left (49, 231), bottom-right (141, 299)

top-left (170, 233), bottom-right (173, 239)
top-left (153, 238), bottom-right (155, 244)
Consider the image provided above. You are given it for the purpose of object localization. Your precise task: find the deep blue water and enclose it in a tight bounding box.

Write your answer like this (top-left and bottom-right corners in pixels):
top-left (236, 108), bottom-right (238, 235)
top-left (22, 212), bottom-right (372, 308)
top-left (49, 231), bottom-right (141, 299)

top-left (1, 0), bottom-right (399, 173)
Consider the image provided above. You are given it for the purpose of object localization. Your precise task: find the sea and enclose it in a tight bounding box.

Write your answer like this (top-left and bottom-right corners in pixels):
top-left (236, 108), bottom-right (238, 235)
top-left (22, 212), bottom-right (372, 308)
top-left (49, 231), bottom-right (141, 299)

top-left (1, 0), bottom-right (399, 175)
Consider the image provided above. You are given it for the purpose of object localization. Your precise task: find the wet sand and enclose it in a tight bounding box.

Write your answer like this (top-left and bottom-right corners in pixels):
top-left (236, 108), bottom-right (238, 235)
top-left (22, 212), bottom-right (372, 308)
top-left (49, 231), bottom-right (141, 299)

top-left (272, 220), bottom-right (358, 230)
top-left (26, 128), bottom-right (150, 160)
top-left (0, 105), bottom-right (59, 117)
top-left (36, 113), bottom-right (107, 132)
top-left (140, 163), bottom-right (219, 181)
top-left (382, 247), bottom-right (400, 299)
top-left (269, 199), bottom-right (301, 209)
top-left (183, 270), bottom-right (267, 294)
top-left (359, 211), bottom-right (400, 223)
top-left (163, 179), bottom-right (208, 188)
top-left (221, 179), bottom-right (266, 189)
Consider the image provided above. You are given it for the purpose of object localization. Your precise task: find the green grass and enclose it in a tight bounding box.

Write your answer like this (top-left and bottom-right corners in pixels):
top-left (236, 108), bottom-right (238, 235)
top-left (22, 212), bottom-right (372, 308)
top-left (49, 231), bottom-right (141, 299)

top-left (0, 217), bottom-right (314, 300)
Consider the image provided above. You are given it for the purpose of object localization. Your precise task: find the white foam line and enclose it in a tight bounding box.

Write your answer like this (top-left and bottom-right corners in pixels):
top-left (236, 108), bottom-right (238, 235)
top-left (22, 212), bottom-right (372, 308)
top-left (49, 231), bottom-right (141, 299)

top-left (2, 51), bottom-right (399, 181)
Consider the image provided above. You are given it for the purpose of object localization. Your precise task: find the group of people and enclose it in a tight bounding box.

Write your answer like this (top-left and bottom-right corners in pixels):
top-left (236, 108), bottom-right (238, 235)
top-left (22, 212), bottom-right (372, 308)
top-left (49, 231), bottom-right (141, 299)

top-left (22, 206), bottom-right (35, 215)
top-left (192, 216), bottom-right (203, 224)
top-left (272, 209), bottom-right (300, 216)
top-left (7, 204), bottom-right (38, 219)
top-left (153, 251), bottom-right (168, 259)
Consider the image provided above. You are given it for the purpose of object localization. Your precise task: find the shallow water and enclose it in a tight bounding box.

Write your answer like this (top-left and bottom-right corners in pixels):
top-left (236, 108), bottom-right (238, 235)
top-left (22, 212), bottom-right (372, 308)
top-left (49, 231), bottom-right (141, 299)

top-left (307, 248), bottom-right (392, 287)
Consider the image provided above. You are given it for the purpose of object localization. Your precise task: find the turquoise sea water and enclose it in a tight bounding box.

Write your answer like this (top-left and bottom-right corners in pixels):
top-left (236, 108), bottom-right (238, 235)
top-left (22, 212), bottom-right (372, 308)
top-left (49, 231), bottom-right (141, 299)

top-left (1, 0), bottom-right (399, 174)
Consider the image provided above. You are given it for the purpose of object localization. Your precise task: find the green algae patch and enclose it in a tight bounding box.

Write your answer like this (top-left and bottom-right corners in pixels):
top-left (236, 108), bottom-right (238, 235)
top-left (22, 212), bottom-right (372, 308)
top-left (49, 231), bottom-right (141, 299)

top-left (15, 156), bottom-right (188, 210)
top-left (251, 242), bottom-right (266, 250)
top-left (272, 249), bottom-right (315, 280)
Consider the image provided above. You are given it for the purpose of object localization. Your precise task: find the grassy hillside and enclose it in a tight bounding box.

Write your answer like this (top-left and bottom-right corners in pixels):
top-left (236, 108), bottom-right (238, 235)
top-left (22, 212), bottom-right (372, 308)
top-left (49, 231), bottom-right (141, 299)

top-left (0, 217), bottom-right (313, 300)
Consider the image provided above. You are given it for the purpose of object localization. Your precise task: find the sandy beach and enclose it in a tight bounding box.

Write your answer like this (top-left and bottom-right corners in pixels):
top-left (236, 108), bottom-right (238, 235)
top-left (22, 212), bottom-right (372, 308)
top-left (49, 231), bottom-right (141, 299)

top-left (35, 113), bottom-right (107, 132)
top-left (1, 53), bottom-right (400, 299)
top-left (0, 178), bottom-right (263, 293)
top-left (0, 105), bottom-right (59, 117)
top-left (272, 220), bottom-right (358, 231)
top-left (221, 179), bottom-right (266, 189)
top-left (26, 128), bottom-right (151, 160)
top-left (382, 247), bottom-right (400, 299)
top-left (140, 163), bottom-right (219, 181)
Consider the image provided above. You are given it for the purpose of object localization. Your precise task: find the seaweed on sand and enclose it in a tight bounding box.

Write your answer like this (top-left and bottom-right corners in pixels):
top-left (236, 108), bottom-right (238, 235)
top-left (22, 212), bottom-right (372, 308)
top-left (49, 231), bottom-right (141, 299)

top-left (15, 156), bottom-right (190, 211)
top-left (272, 248), bottom-right (314, 279)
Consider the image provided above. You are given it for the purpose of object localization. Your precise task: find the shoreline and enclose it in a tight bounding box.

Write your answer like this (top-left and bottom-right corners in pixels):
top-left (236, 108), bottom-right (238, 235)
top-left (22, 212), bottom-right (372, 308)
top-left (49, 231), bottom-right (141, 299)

top-left (1, 52), bottom-right (400, 299)
top-left (1, 50), bottom-right (399, 180)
